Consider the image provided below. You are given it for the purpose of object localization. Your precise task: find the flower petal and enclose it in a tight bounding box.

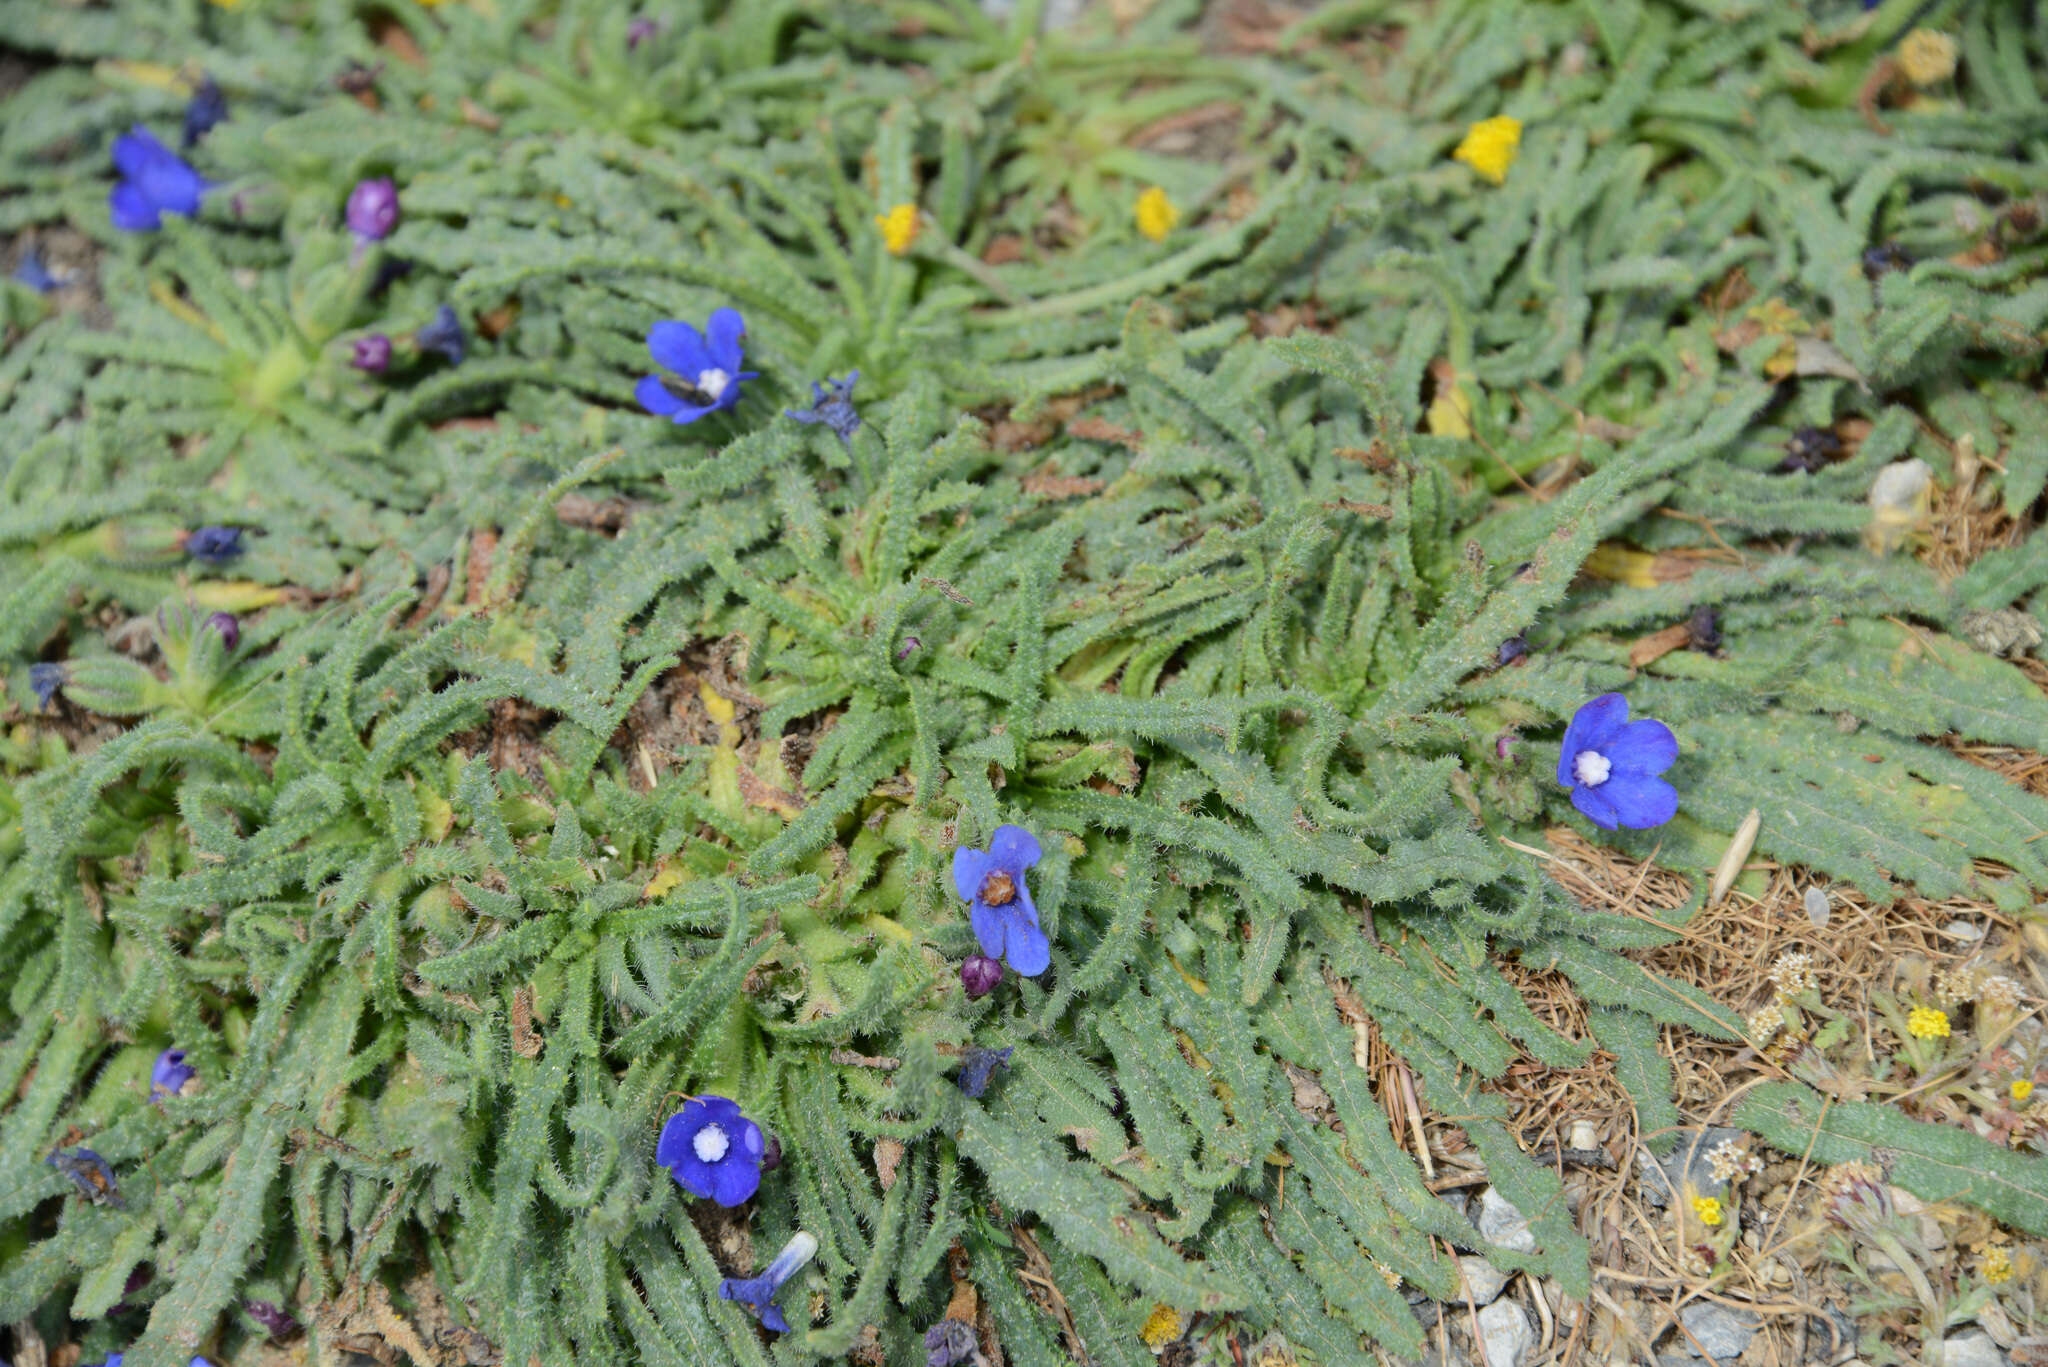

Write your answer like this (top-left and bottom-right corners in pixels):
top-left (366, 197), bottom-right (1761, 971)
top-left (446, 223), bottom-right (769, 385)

top-left (1557, 693), bottom-right (1629, 785)
top-left (646, 320), bottom-right (711, 376)
top-left (635, 374), bottom-right (683, 417)
top-left (708, 1151), bottom-right (761, 1206)
top-left (968, 898), bottom-right (1007, 960)
top-left (952, 847), bottom-right (994, 902)
top-left (135, 152), bottom-right (204, 218)
top-left (1569, 782), bottom-right (1620, 831)
top-left (109, 182), bottom-right (160, 232)
top-left (112, 126), bottom-right (171, 180)
top-left (672, 1153), bottom-right (716, 1198)
top-left (988, 824), bottom-right (1042, 873)
top-left (1597, 773), bottom-right (1678, 829)
top-left (1002, 911), bottom-right (1051, 977)
top-left (705, 307), bottom-right (747, 369)
top-left (1607, 718), bottom-right (1678, 777)
top-left (654, 1109), bottom-right (698, 1168)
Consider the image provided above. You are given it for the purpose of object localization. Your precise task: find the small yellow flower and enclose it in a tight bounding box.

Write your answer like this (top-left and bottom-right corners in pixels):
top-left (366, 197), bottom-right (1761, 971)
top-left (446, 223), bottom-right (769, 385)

top-left (1898, 29), bottom-right (1959, 87)
top-left (1980, 1246), bottom-right (2014, 1284)
top-left (875, 203), bottom-right (919, 256)
top-left (1452, 116), bottom-right (1523, 185)
top-left (1135, 186), bottom-right (1181, 242)
top-left (1139, 1304), bottom-right (1184, 1347)
top-left (1692, 1196), bottom-right (1724, 1227)
top-left (1907, 1006), bottom-right (1951, 1039)
top-left (2012, 1078), bottom-right (2035, 1104)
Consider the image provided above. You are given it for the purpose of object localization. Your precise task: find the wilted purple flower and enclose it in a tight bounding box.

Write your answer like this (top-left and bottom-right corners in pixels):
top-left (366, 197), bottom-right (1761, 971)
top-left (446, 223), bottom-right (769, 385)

top-left (957, 1046), bottom-right (1014, 1100)
top-left (1861, 242), bottom-right (1913, 280)
top-left (786, 371), bottom-right (862, 445)
top-left (205, 612), bottom-right (241, 650)
top-left (151, 1047), bottom-right (195, 1100)
top-left (11, 249), bottom-right (57, 293)
top-left (1686, 606), bottom-right (1720, 653)
top-left (29, 662), bottom-right (64, 709)
top-left (1496, 636), bottom-right (1528, 667)
top-left (183, 525), bottom-right (245, 564)
top-left (627, 16), bottom-right (660, 47)
top-left (1776, 426), bottom-right (1841, 475)
top-left (717, 1230), bottom-right (816, 1335)
top-left (108, 126), bottom-right (207, 233)
top-left (245, 1299), bottom-right (302, 1339)
top-left (760, 1135), bottom-right (783, 1172)
top-left (415, 305), bottom-right (465, 365)
top-left (352, 334), bottom-right (393, 373)
top-left (896, 636), bottom-right (922, 661)
top-left (183, 76), bottom-right (227, 148)
top-left (637, 308), bottom-right (756, 424)
top-left (952, 825), bottom-right (1049, 976)
top-left (1494, 731), bottom-right (1517, 763)
top-left (926, 1318), bottom-right (980, 1367)
top-left (48, 1147), bottom-right (121, 1206)
top-left (960, 954), bottom-right (1003, 999)
top-left (1557, 693), bottom-right (1679, 831)
top-left (346, 177), bottom-right (399, 242)
top-left (656, 1095), bottom-right (765, 1207)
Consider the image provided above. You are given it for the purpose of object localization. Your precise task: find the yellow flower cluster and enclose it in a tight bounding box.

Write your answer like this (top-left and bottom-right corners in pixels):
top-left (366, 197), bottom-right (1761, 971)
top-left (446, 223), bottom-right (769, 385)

top-left (1907, 1006), bottom-right (1951, 1039)
top-left (1898, 29), bottom-right (1959, 87)
top-left (1980, 1246), bottom-right (2014, 1285)
top-left (1135, 186), bottom-right (1180, 242)
top-left (2013, 1078), bottom-right (2035, 1104)
top-left (875, 203), bottom-right (919, 255)
top-left (1139, 1304), bottom-right (1184, 1347)
top-left (1691, 1196), bottom-right (1724, 1227)
top-left (1453, 116), bottom-right (1523, 185)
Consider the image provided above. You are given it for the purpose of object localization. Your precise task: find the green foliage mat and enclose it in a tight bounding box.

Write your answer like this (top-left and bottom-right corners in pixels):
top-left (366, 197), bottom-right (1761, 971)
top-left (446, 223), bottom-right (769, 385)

top-left (3, 0), bottom-right (2048, 1363)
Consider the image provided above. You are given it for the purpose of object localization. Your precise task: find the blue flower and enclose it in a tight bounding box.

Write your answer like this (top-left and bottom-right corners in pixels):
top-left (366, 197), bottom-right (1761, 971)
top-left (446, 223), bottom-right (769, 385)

top-left (12, 250), bottom-right (58, 293)
top-left (656, 1095), bottom-right (765, 1207)
top-left (717, 1230), bottom-right (816, 1334)
top-left (785, 371), bottom-right (861, 445)
top-left (29, 662), bottom-right (64, 710)
top-left (151, 1047), bottom-right (195, 1100)
top-left (1557, 693), bottom-right (1679, 831)
top-left (48, 1147), bottom-right (121, 1207)
top-left (415, 305), bottom-right (466, 365)
top-left (636, 308), bottom-right (757, 425)
top-left (183, 76), bottom-right (227, 148)
top-left (957, 1046), bottom-right (1013, 1100)
top-left (108, 126), bottom-right (207, 233)
top-left (92, 1354), bottom-right (213, 1366)
top-left (952, 825), bottom-right (1049, 976)
top-left (925, 1318), bottom-right (979, 1367)
top-left (183, 525), bottom-right (245, 564)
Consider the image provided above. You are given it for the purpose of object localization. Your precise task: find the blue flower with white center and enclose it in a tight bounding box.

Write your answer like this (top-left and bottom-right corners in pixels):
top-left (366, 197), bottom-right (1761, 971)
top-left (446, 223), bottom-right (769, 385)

top-left (108, 126), bottom-right (208, 233)
top-left (717, 1230), bottom-right (816, 1334)
top-left (1557, 692), bottom-right (1679, 831)
top-left (656, 1095), bottom-right (765, 1207)
top-left (785, 371), bottom-right (861, 445)
top-left (952, 825), bottom-right (1050, 976)
top-left (636, 308), bottom-right (757, 425)
top-left (151, 1047), bottom-right (195, 1100)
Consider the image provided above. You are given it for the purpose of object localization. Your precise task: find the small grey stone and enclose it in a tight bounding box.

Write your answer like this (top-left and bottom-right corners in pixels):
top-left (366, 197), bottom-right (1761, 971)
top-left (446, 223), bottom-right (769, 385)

top-left (1477, 1188), bottom-right (1536, 1252)
top-left (1456, 1256), bottom-right (1512, 1307)
top-left (1477, 1298), bottom-right (1534, 1367)
top-left (1680, 1303), bottom-right (1759, 1361)
top-left (1940, 1330), bottom-right (2007, 1367)
top-left (1803, 887), bottom-right (1830, 927)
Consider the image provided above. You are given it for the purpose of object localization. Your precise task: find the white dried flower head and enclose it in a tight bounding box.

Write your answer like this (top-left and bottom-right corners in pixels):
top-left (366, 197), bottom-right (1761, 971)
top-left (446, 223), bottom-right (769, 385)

top-left (1936, 963), bottom-right (1986, 1007)
top-left (1768, 952), bottom-right (1815, 996)
top-left (1748, 1004), bottom-right (1785, 1042)
top-left (1706, 1137), bottom-right (1753, 1183)
top-left (1980, 976), bottom-right (2023, 1011)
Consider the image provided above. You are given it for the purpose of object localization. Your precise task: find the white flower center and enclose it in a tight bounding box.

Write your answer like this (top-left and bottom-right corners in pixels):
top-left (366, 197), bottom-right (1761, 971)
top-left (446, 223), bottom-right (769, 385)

top-left (692, 1123), bottom-right (730, 1163)
top-left (696, 368), bottom-right (732, 401)
top-left (1573, 750), bottom-right (1612, 787)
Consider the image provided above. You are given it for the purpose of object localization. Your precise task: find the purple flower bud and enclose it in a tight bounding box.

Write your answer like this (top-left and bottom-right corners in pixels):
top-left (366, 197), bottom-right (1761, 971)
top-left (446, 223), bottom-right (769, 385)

top-left (206, 612), bottom-right (240, 650)
top-left (1495, 732), bottom-right (1518, 763)
top-left (416, 304), bottom-right (466, 365)
top-left (245, 1300), bottom-right (302, 1339)
top-left (1496, 636), bottom-right (1529, 667)
top-left (183, 525), bottom-right (245, 564)
top-left (346, 177), bottom-right (399, 241)
top-left (759, 1135), bottom-right (783, 1172)
top-left (896, 635), bottom-right (921, 661)
top-left (352, 333), bottom-right (393, 373)
top-left (960, 954), bottom-right (1003, 998)
top-left (183, 76), bottom-right (227, 148)
top-left (627, 16), bottom-right (659, 47)
top-left (1687, 606), bottom-right (1721, 653)
top-left (151, 1047), bottom-right (196, 1100)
